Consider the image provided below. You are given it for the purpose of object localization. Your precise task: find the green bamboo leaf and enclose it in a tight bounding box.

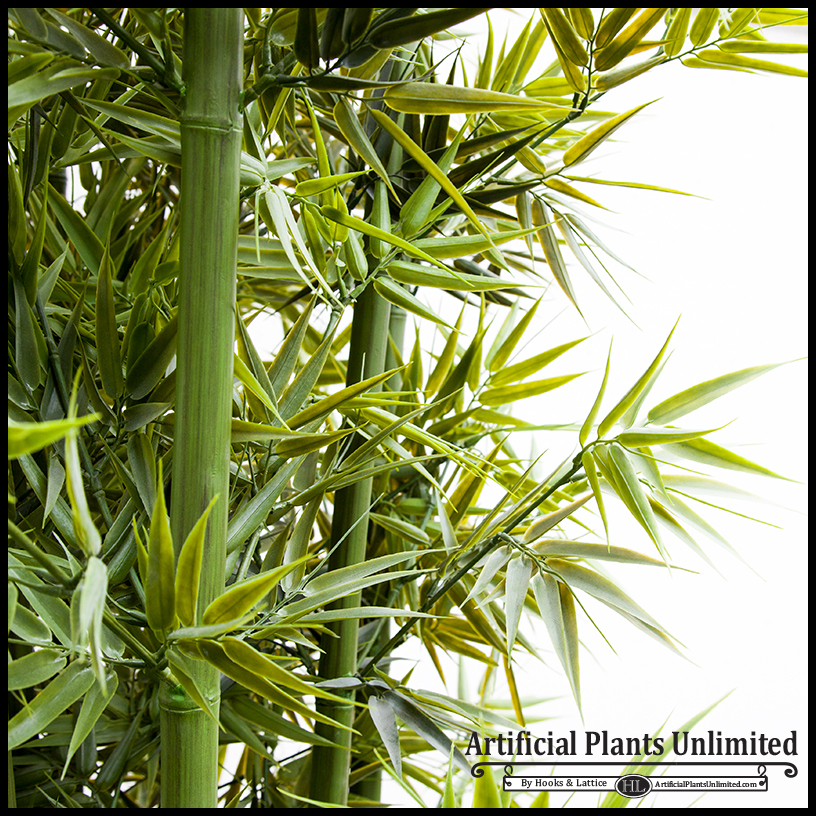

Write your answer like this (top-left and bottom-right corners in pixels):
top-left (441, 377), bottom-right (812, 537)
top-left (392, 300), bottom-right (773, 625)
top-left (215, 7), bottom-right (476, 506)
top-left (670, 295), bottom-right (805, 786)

top-left (597, 321), bottom-right (677, 438)
top-left (300, 606), bottom-right (437, 624)
top-left (531, 572), bottom-right (581, 714)
top-left (540, 8), bottom-right (589, 65)
top-left (8, 660), bottom-right (96, 750)
top-left (332, 99), bottom-right (396, 196)
top-left (532, 199), bottom-right (580, 311)
top-left (532, 539), bottom-right (672, 567)
top-left (198, 640), bottom-right (350, 730)
top-left (369, 511), bottom-right (430, 546)
top-left (8, 414), bottom-right (99, 459)
top-left (582, 451), bottom-right (610, 544)
top-left (488, 297), bottom-right (541, 373)
top-left (504, 554), bottom-right (533, 654)
top-left (294, 7), bottom-right (319, 69)
top-left (593, 8), bottom-right (668, 72)
top-left (595, 8), bottom-right (639, 48)
top-left (95, 245), bottom-right (123, 399)
top-left (383, 691), bottom-right (470, 773)
top-left (579, 342), bottom-right (612, 447)
top-left (229, 695), bottom-right (337, 747)
top-left (664, 7), bottom-right (691, 57)
top-left (275, 428), bottom-right (355, 458)
top-left (618, 425), bottom-right (723, 448)
top-left (488, 336), bottom-right (586, 388)
top-left (64, 382), bottom-right (102, 559)
top-left (146, 463), bottom-right (175, 634)
top-left (410, 227), bottom-right (540, 261)
top-left (689, 7), bottom-right (720, 45)
top-left (472, 755), bottom-right (502, 807)
top-left (233, 353), bottom-right (287, 427)
top-left (369, 695), bottom-right (403, 779)
top-left (480, 372), bottom-right (585, 407)
top-left (383, 82), bottom-right (572, 114)
top-left (698, 48), bottom-right (808, 77)
top-left (369, 108), bottom-right (492, 242)
top-left (522, 493), bottom-right (593, 544)
top-left (719, 40), bottom-right (808, 54)
top-left (369, 8), bottom-right (490, 48)
top-left (546, 558), bottom-right (666, 633)
top-left (220, 637), bottom-right (344, 701)
top-left (374, 277), bottom-right (453, 328)
top-left (8, 63), bottom-right (119, 111)
top-left (607, 444), bottom-right (665, 556)
top-left (174, 495), bottom-right (218, 628)
top-left (294, 170), bottom-right (368, 198)
top-left (563, 101), bottom-right (655, 167)
top-left (61, 670), bottom-right (118, 777)
top-left (78, 556), bottom-right (108, 693)
top-left (126, 313), bottom-right (179, 400)
top-left (320, 205), bottom-right (451, 272)
top-left (7, 649), bottom-right (66, 690)
top-left (663, 438), bottom-right (791, 480)
top-left (201, 555), bottom-right (310, 626)
top-left (287, 367), bottom-right (402, 429)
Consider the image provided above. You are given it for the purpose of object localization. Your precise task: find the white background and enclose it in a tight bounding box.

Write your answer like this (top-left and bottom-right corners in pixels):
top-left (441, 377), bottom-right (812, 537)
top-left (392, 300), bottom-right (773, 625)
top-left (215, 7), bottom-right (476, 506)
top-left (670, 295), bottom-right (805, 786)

top-left (369, 10), bottom-right (808, 808)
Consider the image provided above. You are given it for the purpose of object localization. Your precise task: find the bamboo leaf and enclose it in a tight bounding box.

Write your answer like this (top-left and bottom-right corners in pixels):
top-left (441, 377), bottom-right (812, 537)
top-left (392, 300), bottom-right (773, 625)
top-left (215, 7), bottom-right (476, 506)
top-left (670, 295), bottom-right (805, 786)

top-left (563, 101), bottom-right (655, 167)
top-left (382, 82), bottom-right (572, 114)
top-left (663, 438), bottom-right (791, 480)
top-left (383, 691), bottom-right (470, 773)
top-left (369, 696), bottom-right (403, 779)
top-left (146, 463), bottom-right (175, 634)
top-left (8, 415), bottom-right (99, 459)
top-left (8, 649), bottom-right (66, 690)
top-left (126, 313), bottom-right (179, 400)
top-left (540, 9), bottom-right (589, 65)
top-left (504, 554), bottom-right (533, 654)
top-left (523, 493), bottom-right (593, 544)
top-left (582, 451), bottom-right (610, 544)
top-left (480, 373), bottom-right (585, 407)
top-left (61, 670), bottom-right (118, 776)
top-left (332, 98), bottom-right (395, 196)
top-left (593, 8), bottom-right (668, 72)
top-left (374, 277), bottom-right (453, 328)
top-left (546, 558), bottom-right (666, 633)
top-left (174, 495), bottom-right (218, 628)
top-left (532, 198), bottom-right (580, 311)
top-left (598, 321), bottom-right (677, 438)
top-left (94, 246), bottom-right (123, 398)
top-left (370, 108), bottom-right (494, 244)
top-left (488, 336), bottom-right (586, 388)
top-left (531, 572), bottom-right (581, 714)
top-left (618, 425), bottom-right (722, 448)
top-left (8, 660), bottom-right (96, 750)
top-left (698, 48), bottom-right (808, 77)
top-left (369, 8), bottom-right (490, 48)
top-left (201, 555), bottom-right (311, 626)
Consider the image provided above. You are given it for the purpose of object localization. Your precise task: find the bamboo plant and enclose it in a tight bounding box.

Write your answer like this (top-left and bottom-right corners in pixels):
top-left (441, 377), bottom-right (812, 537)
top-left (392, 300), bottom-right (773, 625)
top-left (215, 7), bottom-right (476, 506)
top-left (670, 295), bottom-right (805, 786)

top-left (8, 8), bottom-right (807, 809)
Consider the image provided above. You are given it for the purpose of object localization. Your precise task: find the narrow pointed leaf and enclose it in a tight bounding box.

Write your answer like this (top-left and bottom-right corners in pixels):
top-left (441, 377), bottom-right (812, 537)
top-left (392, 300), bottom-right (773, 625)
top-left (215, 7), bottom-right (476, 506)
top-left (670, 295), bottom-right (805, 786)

top-left (647, 362), bottom-right (793, 424)
top-left (146, 465), bottom-right (175, 633)
top-left (504, 554), bottom-right (533, 654)
top-left (563, 101), bottom-right (655, 167)
top-left (174, 495), bottom-right (218, 628)
top-left (382, 82), bottom-right (573, 114)
top-left (369, 695), bottom-right (403, 779)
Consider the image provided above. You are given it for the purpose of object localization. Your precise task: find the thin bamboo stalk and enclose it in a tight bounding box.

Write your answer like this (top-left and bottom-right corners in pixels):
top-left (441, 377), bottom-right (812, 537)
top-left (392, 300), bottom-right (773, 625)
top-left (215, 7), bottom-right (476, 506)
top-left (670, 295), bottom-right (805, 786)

top-left (161, 8), bottom-right (242, 808)
top-left (309, 284), bottom-right (391, 805)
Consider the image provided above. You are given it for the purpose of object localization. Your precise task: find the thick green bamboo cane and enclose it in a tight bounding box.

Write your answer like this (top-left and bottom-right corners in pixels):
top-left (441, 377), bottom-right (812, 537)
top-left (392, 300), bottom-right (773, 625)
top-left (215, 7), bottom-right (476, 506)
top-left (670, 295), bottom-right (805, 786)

top-left (309, 284), bottom-right (391, 805)
top-left (161, 9), bottom-right (242, 808)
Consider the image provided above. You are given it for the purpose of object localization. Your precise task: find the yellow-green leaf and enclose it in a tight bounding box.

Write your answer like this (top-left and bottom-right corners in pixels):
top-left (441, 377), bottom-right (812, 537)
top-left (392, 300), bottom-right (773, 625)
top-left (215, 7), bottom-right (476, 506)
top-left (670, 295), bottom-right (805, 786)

top-left (481, 373), bottom-right (585, 407)
top-left (563, 101), bottom-right (655, 167)
top-left (174, 496), bottom-right (218, 629)
top-left (382, 82), bottom-right (572, 114)
top-left (593, 8), bottom-right (668, 72)
top-left (146, 463), bottom-right (175, 633)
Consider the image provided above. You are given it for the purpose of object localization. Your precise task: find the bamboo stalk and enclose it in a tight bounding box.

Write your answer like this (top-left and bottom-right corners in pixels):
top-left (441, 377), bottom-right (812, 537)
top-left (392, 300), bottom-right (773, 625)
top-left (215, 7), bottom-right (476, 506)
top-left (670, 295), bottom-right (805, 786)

top-left (161, 8), bottom-right (242, 808)
top-left (309, 284), bottom-right (391, 805)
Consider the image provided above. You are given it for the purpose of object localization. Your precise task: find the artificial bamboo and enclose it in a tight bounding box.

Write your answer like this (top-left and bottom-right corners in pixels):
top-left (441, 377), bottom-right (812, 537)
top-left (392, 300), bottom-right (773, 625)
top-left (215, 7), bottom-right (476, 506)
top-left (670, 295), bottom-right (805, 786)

top-left (161, 8), bottom-right (243, 808)
top-left (309, 284), bottom-right (392, 805)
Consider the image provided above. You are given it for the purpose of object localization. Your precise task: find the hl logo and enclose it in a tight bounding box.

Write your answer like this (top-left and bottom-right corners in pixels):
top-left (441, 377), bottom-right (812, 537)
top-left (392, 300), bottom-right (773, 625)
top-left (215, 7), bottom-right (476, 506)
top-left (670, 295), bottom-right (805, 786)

top-left (614, 774), bottom-right (652, 799)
